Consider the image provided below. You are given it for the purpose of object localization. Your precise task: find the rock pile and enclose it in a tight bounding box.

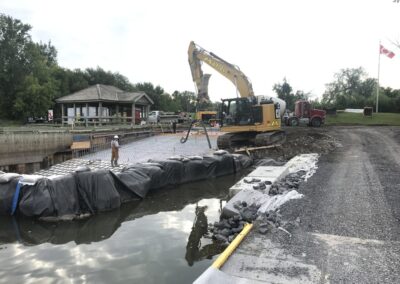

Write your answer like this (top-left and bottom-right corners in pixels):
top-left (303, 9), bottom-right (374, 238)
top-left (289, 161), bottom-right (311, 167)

top-left (257, 210), bottom-right (283, 234)
top-left (211, 169), bottom-right (309, 244)
top-left (268, 170), bottom-right (306, 195)
top-left (210, 201), bottom-right (260, 245)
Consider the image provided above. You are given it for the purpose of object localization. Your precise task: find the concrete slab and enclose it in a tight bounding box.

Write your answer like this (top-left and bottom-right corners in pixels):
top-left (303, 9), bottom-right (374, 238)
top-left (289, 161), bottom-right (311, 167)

top-left (229, 166), bottom-right (288, 197)
top-left (221, 236), bottom-right (322, 283)
top-left (229, 179), bottom-right (272, 197)
top-left (222, 188), bottom-right (268, 218)
top-left (248, 166), bottom-right (288, 179)
top-left (194, 266), bottom-right (264, 284)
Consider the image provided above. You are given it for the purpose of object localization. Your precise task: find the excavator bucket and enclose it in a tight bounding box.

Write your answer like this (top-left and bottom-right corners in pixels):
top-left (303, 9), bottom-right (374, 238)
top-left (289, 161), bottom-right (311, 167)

top-left (198, 74), bottom-right (211, 103)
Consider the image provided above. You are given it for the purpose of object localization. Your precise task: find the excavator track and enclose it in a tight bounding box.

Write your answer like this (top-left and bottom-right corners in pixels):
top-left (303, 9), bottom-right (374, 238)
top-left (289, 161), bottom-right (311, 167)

top-left (217, 131), bottom-right (286, 150)
top-left (254, 130), bottom-right (286, 146)
top-left (217, 132), bottom-right (256, 150)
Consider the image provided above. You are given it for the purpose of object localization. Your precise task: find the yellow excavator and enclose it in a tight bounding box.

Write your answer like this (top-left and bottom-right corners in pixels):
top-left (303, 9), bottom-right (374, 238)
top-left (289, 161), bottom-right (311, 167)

top-left (188, 41), bottom-right (286, 149)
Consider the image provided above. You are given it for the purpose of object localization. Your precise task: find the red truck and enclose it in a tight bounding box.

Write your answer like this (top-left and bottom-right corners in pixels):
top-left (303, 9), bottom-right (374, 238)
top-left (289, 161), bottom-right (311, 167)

top-left (286, 100), bottom-right (326, 127)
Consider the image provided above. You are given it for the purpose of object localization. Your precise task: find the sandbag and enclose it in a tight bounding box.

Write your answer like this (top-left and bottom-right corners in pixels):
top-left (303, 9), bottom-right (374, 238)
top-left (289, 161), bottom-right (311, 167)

top-left (123, 163), bottom-right (167, 189)
top-left (75, 170), bottom-right (121, 214)
top-left (182, 158), bottom-right (218, 183)
top-left (148, 159), bottom-right (185, 187)
top-left (19, 178), bottom-right (55, 217)
top-left (48, 174), bottom-right (80, 216)
top-left (0, 173), bottom-right (20, 184)
top-left (110, 169), bottom-right (151, 200)
top-left (212, 153), bottom-right (236, 177)
top-left (233, 154), bottom-right (253, 172)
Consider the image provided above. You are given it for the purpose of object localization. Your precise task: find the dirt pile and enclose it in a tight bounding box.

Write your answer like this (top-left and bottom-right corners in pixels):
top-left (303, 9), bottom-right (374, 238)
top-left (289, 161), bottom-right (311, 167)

top-left (281, 129), bottom-right (339, 159)
top-left (249, 128), bottom-right (340, 160)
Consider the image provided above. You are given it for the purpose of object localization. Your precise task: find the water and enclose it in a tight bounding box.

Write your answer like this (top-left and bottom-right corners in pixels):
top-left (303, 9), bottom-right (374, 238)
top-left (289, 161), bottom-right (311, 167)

top-left (0, 173), bottom-right (245, 284)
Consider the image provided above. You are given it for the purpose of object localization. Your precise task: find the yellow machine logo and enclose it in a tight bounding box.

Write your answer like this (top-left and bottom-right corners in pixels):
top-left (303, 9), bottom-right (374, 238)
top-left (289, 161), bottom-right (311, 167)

top-left (203, 57), bottom-right (227, 74)
top-left (271, 120), bottom-right (279, 126)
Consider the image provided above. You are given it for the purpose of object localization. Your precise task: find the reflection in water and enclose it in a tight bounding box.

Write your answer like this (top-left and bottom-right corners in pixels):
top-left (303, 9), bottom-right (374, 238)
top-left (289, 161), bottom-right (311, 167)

top-left (185, 205), bottom-right (225, 266)
top-left (0, 175), bottom-right (237, 246)
top-left (0, 173), bottom-right (246, 284)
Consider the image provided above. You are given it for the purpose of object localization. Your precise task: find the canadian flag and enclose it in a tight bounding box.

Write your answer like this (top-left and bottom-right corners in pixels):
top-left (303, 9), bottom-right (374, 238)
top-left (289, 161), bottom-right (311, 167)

top-left (380, 44), bottom-right (395, 58)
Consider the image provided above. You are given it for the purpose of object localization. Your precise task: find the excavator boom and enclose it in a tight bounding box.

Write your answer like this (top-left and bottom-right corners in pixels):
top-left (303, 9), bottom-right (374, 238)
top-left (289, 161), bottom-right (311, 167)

top-left (188, 41), bottom-right (254, 102)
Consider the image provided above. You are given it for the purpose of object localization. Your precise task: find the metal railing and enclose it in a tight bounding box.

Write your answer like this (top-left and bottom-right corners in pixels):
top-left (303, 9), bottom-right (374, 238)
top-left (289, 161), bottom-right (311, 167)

top-left (61, 115), bottom-right (139, 127)
top-left (71, 129), bottom-right (154, 159)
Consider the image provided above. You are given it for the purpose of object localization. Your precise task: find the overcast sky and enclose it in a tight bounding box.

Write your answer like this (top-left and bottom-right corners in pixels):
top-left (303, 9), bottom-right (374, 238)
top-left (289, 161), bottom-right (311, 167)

top-left (1, 0), bottom-right (400, 101)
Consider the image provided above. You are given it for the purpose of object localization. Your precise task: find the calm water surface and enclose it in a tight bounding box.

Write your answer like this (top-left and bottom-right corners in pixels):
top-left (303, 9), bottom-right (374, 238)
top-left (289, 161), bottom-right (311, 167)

top-left (0, 173), bottom-right (245, 284)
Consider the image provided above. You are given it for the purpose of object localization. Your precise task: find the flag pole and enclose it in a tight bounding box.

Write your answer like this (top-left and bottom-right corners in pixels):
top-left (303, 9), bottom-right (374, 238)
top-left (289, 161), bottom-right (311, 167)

top-left (376, 41), bottom-right (381, 113)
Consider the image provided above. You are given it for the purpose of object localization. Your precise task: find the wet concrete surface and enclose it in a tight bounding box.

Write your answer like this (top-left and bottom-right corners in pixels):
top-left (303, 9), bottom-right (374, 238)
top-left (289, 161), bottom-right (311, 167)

top-left (0, 173), bottom-right (246, 284)
top-left (222, 126), bottom-right (400, 283)
top-left (84, 133), bottom-right (218, 164)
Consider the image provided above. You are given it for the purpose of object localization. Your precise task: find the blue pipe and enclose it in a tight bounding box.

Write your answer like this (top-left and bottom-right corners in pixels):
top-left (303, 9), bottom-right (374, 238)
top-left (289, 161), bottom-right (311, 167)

top-left (11, 178), bottom-right (23, 215)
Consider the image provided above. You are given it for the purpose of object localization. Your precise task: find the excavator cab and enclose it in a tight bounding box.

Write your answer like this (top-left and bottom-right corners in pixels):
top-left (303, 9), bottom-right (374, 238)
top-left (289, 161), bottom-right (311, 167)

top-left (220, 97), bottom-right (261, 127)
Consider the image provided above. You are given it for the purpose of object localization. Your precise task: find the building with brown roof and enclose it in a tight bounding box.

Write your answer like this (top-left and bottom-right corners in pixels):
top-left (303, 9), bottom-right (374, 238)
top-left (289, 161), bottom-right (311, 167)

top-left (55, 84), bottom-right (154, 126)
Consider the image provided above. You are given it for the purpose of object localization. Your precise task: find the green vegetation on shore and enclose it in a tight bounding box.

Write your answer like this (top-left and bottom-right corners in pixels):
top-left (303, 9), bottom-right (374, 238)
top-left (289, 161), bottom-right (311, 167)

top-left (325, 112), bottom-right (400, 126)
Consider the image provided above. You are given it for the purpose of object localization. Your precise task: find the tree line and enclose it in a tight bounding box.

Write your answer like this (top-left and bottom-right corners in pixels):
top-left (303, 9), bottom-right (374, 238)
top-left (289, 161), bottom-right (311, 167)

top-left (0, 14), bottom-right (203, 121)
top-left (273, 68), bottom-right (400, 113)
top-left (1, 14), bottom-right (399, 122)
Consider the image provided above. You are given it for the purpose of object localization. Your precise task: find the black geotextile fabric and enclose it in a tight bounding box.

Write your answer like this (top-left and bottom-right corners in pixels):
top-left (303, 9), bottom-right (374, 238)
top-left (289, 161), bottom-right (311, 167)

top-left (121, 163), bottom-right (167, 189)
top-left (182, 158), bottom-right (218, 183)
top-left (19, 179), bottom-right (55, 217)
top-left (110, 169), bottom-right (151, 200)
top-left (74, 170), bottom-right (121, 214)
top-left (0, 177), bottom-right (20, 215)
top-left (212, 154), bottom-right (236, 177)
top-left (49, 174), bottom-right (80, 217)
top-left (0, 153), bottom-right (253, 218)
top-left (147, 159), bottom-right (185, 187)
top-left (233, 154), bottom-right (253, 172)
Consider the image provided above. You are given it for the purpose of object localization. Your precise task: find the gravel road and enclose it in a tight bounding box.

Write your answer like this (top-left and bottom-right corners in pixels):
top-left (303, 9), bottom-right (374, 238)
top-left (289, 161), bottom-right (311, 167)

top-left (222, 126), bottom-right (400, 283)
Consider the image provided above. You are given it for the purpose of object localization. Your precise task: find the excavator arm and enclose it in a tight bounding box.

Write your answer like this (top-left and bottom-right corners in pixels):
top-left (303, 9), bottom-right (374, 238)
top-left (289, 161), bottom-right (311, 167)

top-left (188, 41), bottom-right (255, 103)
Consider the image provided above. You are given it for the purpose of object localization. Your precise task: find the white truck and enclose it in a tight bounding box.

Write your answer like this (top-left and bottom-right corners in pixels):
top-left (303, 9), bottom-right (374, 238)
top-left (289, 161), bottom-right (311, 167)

top-left (147, 110), bottom-right (181, 124)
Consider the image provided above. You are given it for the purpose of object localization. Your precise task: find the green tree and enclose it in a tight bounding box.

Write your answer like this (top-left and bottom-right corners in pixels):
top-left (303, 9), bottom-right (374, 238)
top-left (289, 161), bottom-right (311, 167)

top-left (12, 41), bottom-right (59, 118)
top-left (272, 78), bottom-right (307, 111)
top-left (322, 67), bottom-right (377, 109)
top-left (0, 14), bottom-right (33, 118)
top-left (172, 91), bottom-right (197, 112)
top-left (0, 14), bottom-right (61, 119)
top-left (134, 82), bottom-right (165, 110)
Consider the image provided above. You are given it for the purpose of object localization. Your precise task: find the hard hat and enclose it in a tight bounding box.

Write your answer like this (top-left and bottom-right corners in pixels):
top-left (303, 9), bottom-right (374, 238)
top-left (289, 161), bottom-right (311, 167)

top-left (114, 135), bottom-right (118, 139)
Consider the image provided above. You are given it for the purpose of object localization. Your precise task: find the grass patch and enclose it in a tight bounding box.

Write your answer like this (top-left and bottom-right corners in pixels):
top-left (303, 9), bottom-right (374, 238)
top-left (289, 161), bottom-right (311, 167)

top-left (325, 112), bottom-right (400, 126)
top-left (0, 119), bottom-right (23, 127)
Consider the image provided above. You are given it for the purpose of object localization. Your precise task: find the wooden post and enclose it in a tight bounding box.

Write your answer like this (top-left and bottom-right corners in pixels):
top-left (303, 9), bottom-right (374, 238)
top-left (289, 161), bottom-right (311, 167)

top-left (73, 103), bottom-right (76, 127)
top-left (99, 102), bottom-right (102, 126)
top-left (131, 103), bottom-right (136, 126)
top-left (85, 103), bottom-right (89, 127)
top-left (146, 105), bottom-right (150, 119)
top-left (61, 104), bottom-right (65, 126)
top-left (116, 104), bottom-right (120, 125)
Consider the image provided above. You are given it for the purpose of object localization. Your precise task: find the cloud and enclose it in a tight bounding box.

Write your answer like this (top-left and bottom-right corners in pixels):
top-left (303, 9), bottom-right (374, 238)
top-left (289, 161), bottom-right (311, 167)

top-left (1, 0), bottom-right (400, 99)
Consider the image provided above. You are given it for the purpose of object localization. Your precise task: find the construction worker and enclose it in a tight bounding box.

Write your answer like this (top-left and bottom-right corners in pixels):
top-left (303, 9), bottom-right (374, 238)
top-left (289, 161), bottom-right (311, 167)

top-left (111, 135), bottom-right (120, 167)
